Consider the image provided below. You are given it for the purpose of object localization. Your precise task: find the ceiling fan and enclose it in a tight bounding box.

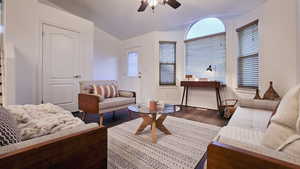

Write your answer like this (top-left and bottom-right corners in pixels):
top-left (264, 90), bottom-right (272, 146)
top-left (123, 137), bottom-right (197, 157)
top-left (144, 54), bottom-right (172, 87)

top-left (138, 0), bottom-right (181, 12)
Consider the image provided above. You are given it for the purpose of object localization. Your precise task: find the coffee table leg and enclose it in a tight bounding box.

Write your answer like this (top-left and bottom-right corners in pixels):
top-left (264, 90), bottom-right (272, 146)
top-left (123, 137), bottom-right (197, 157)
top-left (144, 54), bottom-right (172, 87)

top-left (156, 115), bottom-right (171, 135)
top-left (151, 114), bottom-right (157, 144)
top-left (135, 114), bottom-right (152, 135)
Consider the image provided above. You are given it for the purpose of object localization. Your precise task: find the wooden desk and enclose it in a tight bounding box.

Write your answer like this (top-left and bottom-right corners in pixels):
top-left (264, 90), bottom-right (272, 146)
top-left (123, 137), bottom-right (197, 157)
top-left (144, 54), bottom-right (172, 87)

top-left (180, 81), bottom-right (224, 112)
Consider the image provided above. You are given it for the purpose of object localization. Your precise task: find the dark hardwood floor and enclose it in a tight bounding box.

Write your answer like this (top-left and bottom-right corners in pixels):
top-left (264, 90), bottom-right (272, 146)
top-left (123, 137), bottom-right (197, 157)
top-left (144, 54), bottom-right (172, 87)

top-left (79, 106), bottom-right (226, 128)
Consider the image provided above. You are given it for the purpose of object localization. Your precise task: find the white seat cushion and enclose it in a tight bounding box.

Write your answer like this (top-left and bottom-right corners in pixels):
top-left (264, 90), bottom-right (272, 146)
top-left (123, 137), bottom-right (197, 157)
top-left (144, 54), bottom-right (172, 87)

top-left (228, 106), bottom-right (273, 131)
top-left (99, 97), bottom-right (135, 109)
top-left (216, 126), bottom-right (264, 146)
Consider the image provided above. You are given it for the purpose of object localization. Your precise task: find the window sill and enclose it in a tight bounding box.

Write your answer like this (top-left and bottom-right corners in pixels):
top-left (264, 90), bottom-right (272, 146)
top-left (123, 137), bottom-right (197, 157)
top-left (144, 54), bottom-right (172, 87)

top-left (159, 85), bottom-right (179, 89)
top-left (236, 87), bottom-right (257, 94)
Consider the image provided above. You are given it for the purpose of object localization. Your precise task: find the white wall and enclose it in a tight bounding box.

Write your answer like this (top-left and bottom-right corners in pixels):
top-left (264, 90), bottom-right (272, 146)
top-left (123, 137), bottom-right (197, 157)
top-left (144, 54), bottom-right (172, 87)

top-left (5, 0), bottom-right (94, 105)
top-left (41, 0), bottom-right (122, 81)
top-left (119, 32), bottom-right (157, 102)
top-left (259, 0), bottom-right (297, 95)
top-left (119, 0), bottom-right (298, 109)
top-left (93, 28), bottom-right (121, 80)
top-left (297, 0), bottom-right (300, 84)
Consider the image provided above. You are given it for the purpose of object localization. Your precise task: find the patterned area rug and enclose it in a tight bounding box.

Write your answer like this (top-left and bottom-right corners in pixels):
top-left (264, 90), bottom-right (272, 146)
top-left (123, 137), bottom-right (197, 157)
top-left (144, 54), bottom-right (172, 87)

top-left (108, 116), bottom-right (221, 169)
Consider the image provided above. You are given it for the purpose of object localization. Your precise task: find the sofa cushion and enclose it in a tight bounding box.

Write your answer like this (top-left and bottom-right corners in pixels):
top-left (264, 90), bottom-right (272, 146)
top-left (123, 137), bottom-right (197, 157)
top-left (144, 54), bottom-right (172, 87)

top-left (93, 84), bottom-right (119, 98)
top-left (119, 90), bottom-right (135, 98)
top-left (80, 80), bottom-right (118, 94)
top-left (262, 84), bottom-right (300, 150)
top-left (216, 136), bottom-right (300, 166)
top-left (238, 98), bottom-right (279, 111)
top-left (99, 97), bottom-right (135, 110)
top-left (227, 106), bottom-right (273, 131)
top-left (0, 108), bottom-right (21, 146)
top-left (216, 126), bottom-right (264, 146)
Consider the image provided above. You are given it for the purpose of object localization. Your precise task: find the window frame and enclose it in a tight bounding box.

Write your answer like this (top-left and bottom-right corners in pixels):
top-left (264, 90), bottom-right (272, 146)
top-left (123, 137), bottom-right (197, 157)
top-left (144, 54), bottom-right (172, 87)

top-left (186, 18), bottom-right (225, 41)
top-left (237, 20), bottom-right (259, 89)
top-left (159, 41), bottom-right (177, 86)
top-left (127, 51), bottom-right (139, 77)
top-left (184, 32), bottom-right (227, 83)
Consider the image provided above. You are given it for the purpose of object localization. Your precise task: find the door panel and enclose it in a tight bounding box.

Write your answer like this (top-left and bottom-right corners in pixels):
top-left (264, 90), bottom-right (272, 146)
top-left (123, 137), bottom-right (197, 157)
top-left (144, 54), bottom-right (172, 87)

top-left (121, 49), bottom-right (144, 103)
top-left (42, 24), bottom-right (80, 111)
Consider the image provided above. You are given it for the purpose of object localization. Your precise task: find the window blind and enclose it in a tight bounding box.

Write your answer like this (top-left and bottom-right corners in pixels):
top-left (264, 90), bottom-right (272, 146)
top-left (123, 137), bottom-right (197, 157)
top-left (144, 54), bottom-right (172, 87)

top-left (238, 21), bottom-right (259, 88)
top-left (159, 42), bottom-right (176, 85)
top-left (185, 33), bottom-right (226, 83)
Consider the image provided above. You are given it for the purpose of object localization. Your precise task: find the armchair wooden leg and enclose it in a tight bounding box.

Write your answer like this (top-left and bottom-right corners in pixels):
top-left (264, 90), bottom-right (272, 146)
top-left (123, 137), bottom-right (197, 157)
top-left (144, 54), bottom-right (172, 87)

top-left (129, 110), bottom-right (132, 119)
top-left (99, 114), bottom-right (104, 127)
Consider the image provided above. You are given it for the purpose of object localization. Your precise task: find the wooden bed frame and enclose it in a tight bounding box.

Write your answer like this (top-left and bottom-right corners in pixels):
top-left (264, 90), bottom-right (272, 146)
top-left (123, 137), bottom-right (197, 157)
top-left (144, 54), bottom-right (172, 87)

top-left (207, 141), bottom-right (300, 169)
top-left (0, 127), bottom-right (107, 169)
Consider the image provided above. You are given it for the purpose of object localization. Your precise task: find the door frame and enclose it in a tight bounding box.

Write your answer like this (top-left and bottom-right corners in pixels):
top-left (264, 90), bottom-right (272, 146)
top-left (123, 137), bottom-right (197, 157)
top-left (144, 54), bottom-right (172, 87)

top-left (124, 46), bottom-right (144, 103)
top-left (37, 21), bottom-right (81, 106)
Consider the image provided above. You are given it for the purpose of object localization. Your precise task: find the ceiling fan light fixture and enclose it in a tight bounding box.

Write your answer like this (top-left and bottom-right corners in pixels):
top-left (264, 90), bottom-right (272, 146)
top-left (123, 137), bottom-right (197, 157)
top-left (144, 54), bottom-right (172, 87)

top-left (137, 0), bottom-right (181, 12)
top-left (148, 0), bottom-right (158, 8)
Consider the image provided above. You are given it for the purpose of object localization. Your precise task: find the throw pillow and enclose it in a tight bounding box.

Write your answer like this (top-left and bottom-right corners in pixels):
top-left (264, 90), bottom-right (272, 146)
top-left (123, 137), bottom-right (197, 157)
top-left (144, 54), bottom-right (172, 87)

top-left (93, 84), bottom-right (118, 98)
top-left (119, 90), bottom-right (134, 98)
top-left (262, 84), bottom-right (300, 150)
top-left (0, 107), bottom-right (21, 146)
top-left (238, 97), bottom-right (279, 111)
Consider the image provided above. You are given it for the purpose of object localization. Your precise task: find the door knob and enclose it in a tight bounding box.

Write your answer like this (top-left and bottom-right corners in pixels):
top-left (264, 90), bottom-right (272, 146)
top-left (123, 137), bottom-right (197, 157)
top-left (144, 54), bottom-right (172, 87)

top-left (74, 75), bottom-right (81, 79)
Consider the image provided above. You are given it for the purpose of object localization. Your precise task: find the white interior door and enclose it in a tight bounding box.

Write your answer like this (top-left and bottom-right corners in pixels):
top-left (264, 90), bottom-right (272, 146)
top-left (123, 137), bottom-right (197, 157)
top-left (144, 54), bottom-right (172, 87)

top-left (123, 49), bottom-right (144, 103)
top-left (42, 24), bottom-right (80, 111)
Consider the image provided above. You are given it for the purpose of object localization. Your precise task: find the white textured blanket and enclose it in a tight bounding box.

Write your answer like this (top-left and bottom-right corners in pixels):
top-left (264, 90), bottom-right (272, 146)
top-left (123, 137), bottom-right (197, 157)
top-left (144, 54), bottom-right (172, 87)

top-left (7, 104), bottom-right (84, 141)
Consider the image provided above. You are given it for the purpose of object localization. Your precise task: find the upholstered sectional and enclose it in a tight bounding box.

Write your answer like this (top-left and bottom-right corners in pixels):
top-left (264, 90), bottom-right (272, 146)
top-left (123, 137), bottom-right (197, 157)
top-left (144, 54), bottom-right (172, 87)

top-left (213, 89), bottom-right (300, 167)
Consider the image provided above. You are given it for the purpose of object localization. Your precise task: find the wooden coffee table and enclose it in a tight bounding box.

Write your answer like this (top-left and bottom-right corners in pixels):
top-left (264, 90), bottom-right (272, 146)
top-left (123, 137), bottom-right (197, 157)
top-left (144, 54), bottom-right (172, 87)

top-left (128, 104), bottom-right (180, 144)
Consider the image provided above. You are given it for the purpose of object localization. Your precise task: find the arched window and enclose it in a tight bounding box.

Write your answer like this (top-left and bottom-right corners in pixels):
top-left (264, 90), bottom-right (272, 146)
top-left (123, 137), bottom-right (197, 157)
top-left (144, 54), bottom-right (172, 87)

top-left (186, 18), bottom-right (225, 40)
top-left (185, 18), bottom-right (226, 83)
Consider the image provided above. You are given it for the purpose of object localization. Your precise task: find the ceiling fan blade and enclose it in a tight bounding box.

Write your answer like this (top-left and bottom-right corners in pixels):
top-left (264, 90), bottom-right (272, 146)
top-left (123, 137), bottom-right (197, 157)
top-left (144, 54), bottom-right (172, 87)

top-left (138, 1), bottom-right (148, 12)
top-left (167, 0), bottom-right (181, 9)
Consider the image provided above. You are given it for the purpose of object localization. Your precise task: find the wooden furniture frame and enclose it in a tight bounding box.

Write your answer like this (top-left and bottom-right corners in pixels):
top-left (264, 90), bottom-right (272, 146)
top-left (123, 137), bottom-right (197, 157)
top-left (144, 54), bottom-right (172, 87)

top-left (180, 81), bottom-right (224, 112)
top-left (0, 127), bottom-right (107, 169)
top-left (207, 141), bottom-right (300, 169)
top-left (79, 92), bottom-right (136, 127)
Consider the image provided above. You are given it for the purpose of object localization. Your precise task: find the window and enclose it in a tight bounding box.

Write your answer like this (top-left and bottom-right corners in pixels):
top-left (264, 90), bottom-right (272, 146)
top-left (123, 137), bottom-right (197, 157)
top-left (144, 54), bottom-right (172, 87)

top-left (185, 18), bottom-right (226, 83)
top-left (159, 42), bottom-right (176, 85)
top-left (237, 20), bottom-right (259, 88)
top-left (186, 18), bottom-right (225, 40)
top-left (127, 52), bottom-right (138, 77)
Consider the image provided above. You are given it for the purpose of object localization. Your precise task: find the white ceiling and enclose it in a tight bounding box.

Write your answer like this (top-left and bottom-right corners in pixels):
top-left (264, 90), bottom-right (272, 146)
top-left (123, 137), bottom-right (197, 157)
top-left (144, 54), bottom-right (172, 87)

top-left (49, 0), bottom-right (266, 40)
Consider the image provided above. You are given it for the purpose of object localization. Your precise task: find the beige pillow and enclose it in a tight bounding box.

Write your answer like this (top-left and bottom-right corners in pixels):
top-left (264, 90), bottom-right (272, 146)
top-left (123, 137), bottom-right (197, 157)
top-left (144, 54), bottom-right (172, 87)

top-left (238, 97), bottom-right (279, 111)
top-left (271, 85), bottom-right (300, 129)
top-left (119, 90), bottom-right (134, 98)
top-left (262, 84), bottom-right (300, 150)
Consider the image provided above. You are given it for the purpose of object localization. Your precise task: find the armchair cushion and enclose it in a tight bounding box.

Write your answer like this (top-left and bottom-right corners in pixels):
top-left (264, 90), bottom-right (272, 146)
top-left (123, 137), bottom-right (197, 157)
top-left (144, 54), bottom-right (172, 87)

top-left (83, 94), bottom-right (105, 102)
top-left (99, 97), bottom-right (135, 110)
top-left (119, 90), bottom-right (135, 98)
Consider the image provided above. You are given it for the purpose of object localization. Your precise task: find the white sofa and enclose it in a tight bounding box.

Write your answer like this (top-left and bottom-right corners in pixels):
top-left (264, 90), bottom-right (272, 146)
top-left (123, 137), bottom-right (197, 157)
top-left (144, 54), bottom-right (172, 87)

top-left (213, 99), bottom-right (300, 167)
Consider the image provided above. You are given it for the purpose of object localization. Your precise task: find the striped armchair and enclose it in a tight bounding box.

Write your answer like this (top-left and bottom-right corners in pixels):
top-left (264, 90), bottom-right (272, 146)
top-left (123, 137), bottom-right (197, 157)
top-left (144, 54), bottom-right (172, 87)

top-left (78, 80), bottom-right (136, 126)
